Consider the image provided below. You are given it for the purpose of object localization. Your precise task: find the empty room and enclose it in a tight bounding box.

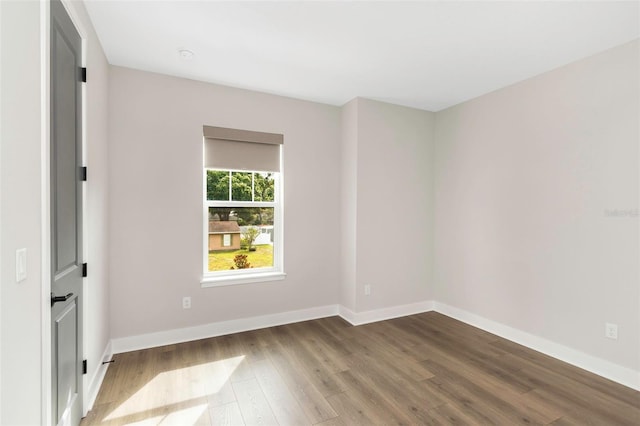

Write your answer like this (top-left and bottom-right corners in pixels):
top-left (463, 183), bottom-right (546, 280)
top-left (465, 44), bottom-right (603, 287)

top-left (1, 0), bottom-right (639, 425)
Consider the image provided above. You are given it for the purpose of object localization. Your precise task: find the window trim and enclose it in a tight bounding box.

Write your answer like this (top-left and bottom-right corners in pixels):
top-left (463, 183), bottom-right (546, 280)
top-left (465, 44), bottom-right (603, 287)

top-left (201, 271), bottom-right (286, 288)
top-left (201, 168), bottom-right (284, 286)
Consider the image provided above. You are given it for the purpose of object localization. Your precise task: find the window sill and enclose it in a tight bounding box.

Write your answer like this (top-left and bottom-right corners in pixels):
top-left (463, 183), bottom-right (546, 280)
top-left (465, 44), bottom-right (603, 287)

top-left (201, 271), bottom-right (286, 288)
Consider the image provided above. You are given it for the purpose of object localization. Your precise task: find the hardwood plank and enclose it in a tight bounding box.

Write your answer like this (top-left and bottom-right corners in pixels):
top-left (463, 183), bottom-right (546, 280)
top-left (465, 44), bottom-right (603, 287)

top-left (333, 369), bottom-right (416, 425)
top-left (493, 338), bottom-right (640, 409)
top-left (263, 342), bottom-right (339, 423)
top-left (417, 339), bottom-right (534, 395)
top-left (209, 402), bottom-right (245, 426)
top-left (198, 338), bottom-right (240, 408)
top-left (301, 318), bottom-right (353, 352)
top-left (340, 353), bottom-right (445, 424)
top-left (269, 338), bottom-right (345, 397)
top-left (234, 329), bottom-right (270, 363)
top-left (426, 401), bottom-right (490, 425)
top-left (422, 358), bottom-right (555, 425)
top-left (206, 380), bottom-right (237, 410)
top-left (340, 351), bottom-right (442, 410)
top-left (395, 315), bottom-right (509, 362)
top-left (300, 335), bottom-right (351, 374)
top-left (216, 335), bottom-right (256, 383)
top-left (325, 391), bottom-right (378, 426)
top-left (231, 378), bottom-right (278, 426)
top-left (313, 415), bottom-right (349, 426)
top-left (422, 376), bottom-right (516, 425)
top-left (549, 415), bottom-right (594, 425)
top-left (314, 316), bottom-right (354, 341)
top-left (527, 382), bottom-right (640, 425)
top-left (498, 351), bottom-right (640, 424)
top-left (345, 331), bottom-right (436, 382)
top-left (414, 312), bottom-right (501, 345)
top-left (250, 358), bottom-right (312, 425)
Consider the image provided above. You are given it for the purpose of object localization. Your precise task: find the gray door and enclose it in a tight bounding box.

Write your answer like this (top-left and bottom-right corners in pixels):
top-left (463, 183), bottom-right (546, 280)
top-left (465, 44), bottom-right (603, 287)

top-left (50, 0), bottom-right (84, 424)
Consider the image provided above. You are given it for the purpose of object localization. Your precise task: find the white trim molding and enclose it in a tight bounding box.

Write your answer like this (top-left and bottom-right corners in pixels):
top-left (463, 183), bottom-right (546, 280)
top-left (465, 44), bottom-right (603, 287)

top-left (434, 302), bottom-right (640, 392)
top-left (84, 341), bottom-right (113, 415)
top-left (39, 1), bottom-right (52, 424)
top-left (339, 300), bottom-right (435, 326)
top-left (201, 271), bottom-right (286, 288)
top-left (111, 305), bottom-right (339, 354)
top-left (111, 302), bottom-right (437, 354)
top-left (107, 300), bottom-right (639, 392)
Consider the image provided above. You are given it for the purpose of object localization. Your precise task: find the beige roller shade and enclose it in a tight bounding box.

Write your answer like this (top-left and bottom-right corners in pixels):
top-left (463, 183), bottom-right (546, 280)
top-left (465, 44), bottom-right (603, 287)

top-left (204, 125), bottom-right (283, 172)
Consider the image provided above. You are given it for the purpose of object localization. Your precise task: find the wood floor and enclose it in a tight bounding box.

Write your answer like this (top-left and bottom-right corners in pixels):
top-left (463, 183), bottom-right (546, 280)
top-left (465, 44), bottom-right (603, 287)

top-left (82, 312), bottom-right (640, 425)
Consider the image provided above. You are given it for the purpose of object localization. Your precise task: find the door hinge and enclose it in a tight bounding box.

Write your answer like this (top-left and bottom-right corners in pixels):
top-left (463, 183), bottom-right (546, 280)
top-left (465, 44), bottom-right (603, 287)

top-left (82, 360), bottom-right (87, 375)
top-left (82, 263), bottom-right (87, 277)
top-left (81, 67), bottom-right (87, 83)
top-left (81, 166), bottom-right (87, 181)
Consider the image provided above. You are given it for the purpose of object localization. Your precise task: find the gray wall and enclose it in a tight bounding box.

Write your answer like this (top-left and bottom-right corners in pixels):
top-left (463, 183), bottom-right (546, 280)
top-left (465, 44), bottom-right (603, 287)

top-left (340, 99), bottom-right (358, 311)
top-left (0, 0), bottom-right (110, 423)
top-left (433, 40), bottom-right (639, 371)
top-left (108, 66), bottom-right (343, 338)
top-left (107, 69), bottom-right (437, 339)
top-left (0, 2), bottom-right (43, 423)
top-left (348, 99), bottom-right (435, 312)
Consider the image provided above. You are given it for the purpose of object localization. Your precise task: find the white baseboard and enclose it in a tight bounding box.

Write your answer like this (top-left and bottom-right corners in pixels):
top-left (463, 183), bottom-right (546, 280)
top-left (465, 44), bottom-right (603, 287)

top-left (339, 300), bottom-right (434, 326)
top-left (106, 300), bottom-right (638, 392)
top-left (111, 305), bottom-right (339, 354)
top-left (84, 340), bottom-right (113, 414)
top-left (434, 302), bottom-right (640, 391)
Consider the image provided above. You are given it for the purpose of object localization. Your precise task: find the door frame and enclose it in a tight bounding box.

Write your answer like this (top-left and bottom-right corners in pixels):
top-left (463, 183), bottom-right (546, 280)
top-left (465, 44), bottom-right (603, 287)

top-left (40, 0), bottom-right (88, 424)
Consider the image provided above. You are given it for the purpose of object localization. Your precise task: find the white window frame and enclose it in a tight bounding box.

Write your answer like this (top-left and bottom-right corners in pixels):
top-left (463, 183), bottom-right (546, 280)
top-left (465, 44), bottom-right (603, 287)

top-left (201, 169), bottom-right (285, 287)
top-left (222, 233), bottom-right (231, 247)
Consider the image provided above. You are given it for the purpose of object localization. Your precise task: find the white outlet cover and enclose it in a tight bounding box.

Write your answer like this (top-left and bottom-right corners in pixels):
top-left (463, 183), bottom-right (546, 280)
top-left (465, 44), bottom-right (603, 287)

top-left (605, 323), bottom-right (618, 340)
top-left (182, 296), bottom-right (191, 309)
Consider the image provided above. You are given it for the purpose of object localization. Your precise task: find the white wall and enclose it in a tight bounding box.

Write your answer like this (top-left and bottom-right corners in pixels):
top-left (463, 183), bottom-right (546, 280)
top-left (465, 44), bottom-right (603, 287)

top-left (434, 40), bottom-right (639, 371)
top-left (0, 1), bottom-right (44, 423)
top-left (108, 66), bottom-right (342, 339)
top-left (350, 99), bottom-right (435, 312)
top-left (0, 0), bottom-right (110, 423)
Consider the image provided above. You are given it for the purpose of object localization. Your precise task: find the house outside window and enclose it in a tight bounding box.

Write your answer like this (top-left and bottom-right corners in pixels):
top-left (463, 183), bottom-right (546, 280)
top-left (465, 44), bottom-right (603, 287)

top-left (202, 126), bottom-right (285, 286)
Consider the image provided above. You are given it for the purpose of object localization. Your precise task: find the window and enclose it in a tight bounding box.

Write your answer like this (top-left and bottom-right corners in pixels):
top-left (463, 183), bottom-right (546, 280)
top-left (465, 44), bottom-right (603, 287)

top-left (202, 126), bottom-right (284, 286)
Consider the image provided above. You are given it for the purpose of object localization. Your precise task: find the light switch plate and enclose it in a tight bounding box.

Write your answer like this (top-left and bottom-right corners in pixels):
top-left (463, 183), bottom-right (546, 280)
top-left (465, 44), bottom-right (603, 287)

top-left (16, 248), bottom-right (27, 282)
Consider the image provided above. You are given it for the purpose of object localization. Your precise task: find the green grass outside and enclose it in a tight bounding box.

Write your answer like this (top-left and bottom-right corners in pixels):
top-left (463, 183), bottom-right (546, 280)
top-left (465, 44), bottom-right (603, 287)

top-left (208, 244), bottom-right (273, 271)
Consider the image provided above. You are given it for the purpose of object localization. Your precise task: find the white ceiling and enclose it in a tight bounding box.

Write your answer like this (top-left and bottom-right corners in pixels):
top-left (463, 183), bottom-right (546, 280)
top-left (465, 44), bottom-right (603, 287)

top-left (85, 1), bottom-right (640, 111)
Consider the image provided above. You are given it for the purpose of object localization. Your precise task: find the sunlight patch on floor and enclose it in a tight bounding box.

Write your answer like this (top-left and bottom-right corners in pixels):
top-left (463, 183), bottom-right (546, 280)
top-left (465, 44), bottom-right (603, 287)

top-left (122, 403), bottom-right (209, 426)
top-left (105, 355), bottom-right (245, 422)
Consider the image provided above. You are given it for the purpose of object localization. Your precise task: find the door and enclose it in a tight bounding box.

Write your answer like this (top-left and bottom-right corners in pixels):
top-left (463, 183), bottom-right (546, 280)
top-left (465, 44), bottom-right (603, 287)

top-left (50, 0), bottom-right (84, 425)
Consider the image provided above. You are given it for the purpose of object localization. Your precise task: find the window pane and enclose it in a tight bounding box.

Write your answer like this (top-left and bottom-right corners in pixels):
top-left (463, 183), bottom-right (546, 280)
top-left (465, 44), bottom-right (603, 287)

top-left (207, 207), bottom-right (274, 272)
top-left (206, 170), bottom-right (230, 201)
top-left (231, 172), bottom-right (252, 201)
top-left (254, 172), bottom-right (275, 201)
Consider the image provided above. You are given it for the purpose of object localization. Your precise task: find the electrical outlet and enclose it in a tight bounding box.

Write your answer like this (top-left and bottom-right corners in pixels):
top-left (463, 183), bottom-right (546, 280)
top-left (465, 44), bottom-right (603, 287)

top-left (605, 323), bottom-right (618, 340)
top-left (364, 284), bottom-right (371, 296)
top-left (182, 296), bottom-right (191, 309)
